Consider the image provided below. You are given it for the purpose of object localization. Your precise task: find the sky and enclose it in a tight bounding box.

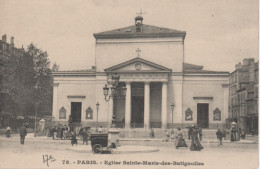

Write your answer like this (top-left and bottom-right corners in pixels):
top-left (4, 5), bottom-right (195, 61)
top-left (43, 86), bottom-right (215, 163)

top-left (0, 0), bottom-right (258, 72)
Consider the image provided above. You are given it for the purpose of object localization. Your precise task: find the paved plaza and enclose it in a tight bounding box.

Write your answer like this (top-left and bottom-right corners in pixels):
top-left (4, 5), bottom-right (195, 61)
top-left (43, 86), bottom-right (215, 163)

top-left (0, 134), bottom-right (258, 169)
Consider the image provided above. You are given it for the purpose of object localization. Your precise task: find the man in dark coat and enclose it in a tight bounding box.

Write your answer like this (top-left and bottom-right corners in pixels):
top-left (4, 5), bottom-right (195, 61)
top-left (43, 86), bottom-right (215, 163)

top-left (216, 128), bottom-right (223, 146)
top-left (19, 124), bottom-right (27, 145)
top-left (50, 126), bottom-right (55, 139)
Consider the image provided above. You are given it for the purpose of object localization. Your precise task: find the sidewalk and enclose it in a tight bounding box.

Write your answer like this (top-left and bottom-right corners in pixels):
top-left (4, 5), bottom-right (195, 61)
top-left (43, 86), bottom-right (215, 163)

top-left (67, 145), bottom-right (159, 154)
top-left (119, 137), bottom-right (258, 144)
top-left (5, 133), bottom-right (258, 144)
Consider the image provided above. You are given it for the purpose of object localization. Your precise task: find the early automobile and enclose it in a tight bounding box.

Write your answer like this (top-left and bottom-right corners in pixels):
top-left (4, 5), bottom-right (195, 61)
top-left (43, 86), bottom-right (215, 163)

top-left (90, 133), bottom-right (117, 153)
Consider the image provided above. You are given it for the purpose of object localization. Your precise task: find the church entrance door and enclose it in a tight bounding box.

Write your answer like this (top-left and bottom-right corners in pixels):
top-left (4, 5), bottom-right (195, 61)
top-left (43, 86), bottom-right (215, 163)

top-left (131, 96), bottom-right (144, 128)
top-left (131, 82), bottom-right (144, 128)
top-left (197, 103), bottom-right (209, 128)
top-left (71, 102), bottom-right (82, 123)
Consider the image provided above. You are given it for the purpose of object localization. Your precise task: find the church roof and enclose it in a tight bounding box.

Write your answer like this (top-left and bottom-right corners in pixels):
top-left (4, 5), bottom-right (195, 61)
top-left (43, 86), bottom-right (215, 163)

top-left (183, 63), bottom-right (203, 70)
top-left (94, 24), bottom-right (186, 39)
top-left (52, 69), bottom-right (96, 76)
top-left (183, 62), bottom-right (229, 74)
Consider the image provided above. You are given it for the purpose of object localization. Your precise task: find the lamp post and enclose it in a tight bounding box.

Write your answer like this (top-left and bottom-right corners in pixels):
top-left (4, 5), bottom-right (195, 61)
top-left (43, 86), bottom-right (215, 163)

top-left (34, 84), bottom-right (39, 137)
top-left (103, 74), bottom-right (127, 127)
top-left (96, 102), bottom-right (100, 132)
top-left (34, 103), bottom-right (38, 137)
top-left (171, 103), bottom-right (175, 133)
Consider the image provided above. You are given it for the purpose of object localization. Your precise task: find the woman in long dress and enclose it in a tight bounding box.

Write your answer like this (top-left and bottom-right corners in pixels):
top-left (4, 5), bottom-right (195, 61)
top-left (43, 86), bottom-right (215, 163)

top-left (175, 127), bottom-right (188, 148)
top-left (190, 126), bottom-right (204, 151)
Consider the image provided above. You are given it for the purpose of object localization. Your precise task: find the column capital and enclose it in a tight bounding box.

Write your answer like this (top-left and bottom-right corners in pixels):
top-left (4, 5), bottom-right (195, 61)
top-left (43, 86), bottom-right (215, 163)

top-left (162, 82), bottom-right (168, 85)
top-left (144, 81), bottom-right (150, 85)
top-left (125, 81), bottom-right (132, 85)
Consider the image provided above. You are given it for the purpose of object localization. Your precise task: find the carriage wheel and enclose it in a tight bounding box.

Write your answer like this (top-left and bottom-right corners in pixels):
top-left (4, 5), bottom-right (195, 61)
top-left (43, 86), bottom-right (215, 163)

top-left (93, 144), bottom-right (102, 154)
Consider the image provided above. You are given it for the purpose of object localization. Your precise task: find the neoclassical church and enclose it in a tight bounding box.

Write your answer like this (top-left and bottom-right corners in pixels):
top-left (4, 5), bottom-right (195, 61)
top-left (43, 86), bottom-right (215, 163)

top-left (52, 16), bottom-right (229, 130)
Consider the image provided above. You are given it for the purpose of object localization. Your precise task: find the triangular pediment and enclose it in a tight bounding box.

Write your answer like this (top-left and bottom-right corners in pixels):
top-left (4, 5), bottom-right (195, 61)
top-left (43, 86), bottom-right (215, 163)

top-left (104, 57), bottom-right (171, 73)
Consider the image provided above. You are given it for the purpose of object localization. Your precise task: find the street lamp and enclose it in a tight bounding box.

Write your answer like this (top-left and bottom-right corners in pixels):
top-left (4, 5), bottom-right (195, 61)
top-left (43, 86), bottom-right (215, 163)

top-left (103, 74), bottom-right (127, 127)
top-left (171, 103), bottom-right (175, 133)
top-left (96, 102), bottom-right (100, 132)
top-left (34, 84), bottom-right (39, 137)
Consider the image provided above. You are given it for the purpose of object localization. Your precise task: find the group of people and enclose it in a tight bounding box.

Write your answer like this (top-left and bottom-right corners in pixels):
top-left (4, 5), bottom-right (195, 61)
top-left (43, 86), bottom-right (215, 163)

top-left (5, 124), bottom-right (27, 145)
top-left (162, 125), bottom-right (204, 151)
top-left (4, 122), bottom-right (249, 148)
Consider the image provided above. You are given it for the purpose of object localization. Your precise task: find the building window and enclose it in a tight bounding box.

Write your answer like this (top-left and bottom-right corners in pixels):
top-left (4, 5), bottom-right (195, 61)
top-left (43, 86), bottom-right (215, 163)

top-left (85, 107), bottom-right (93, 119)
top-left (59, 106), bottom-right (66, 119)
top-left (213, 108), bottom-right (221, 121)
top-left (185, 108), bottom-right (193, 121)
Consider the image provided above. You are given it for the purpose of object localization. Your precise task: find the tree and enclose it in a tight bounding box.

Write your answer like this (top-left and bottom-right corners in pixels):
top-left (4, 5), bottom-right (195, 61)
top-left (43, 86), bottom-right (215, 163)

top-left (52, 62), bottom-right (59, 72)
top-left (0, 46), bottom-right (34, 130)
top-left (27, 44), bottom-right (53, 118)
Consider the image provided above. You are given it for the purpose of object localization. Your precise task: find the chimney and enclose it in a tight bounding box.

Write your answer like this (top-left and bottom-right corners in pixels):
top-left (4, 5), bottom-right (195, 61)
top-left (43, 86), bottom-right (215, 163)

top-left (10, 36), bottom-right (14, 46)
top-left (2, 34), bottom-right (6, 42)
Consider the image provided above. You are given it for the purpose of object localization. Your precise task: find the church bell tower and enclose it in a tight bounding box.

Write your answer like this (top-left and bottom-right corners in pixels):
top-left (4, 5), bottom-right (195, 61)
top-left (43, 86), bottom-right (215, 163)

top-left (135, 15), bottom-right (143, 32)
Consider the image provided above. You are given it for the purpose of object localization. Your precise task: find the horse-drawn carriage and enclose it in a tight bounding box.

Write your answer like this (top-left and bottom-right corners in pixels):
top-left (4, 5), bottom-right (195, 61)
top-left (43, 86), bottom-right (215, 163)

top-left (91, 133), bottom-right (117, 153)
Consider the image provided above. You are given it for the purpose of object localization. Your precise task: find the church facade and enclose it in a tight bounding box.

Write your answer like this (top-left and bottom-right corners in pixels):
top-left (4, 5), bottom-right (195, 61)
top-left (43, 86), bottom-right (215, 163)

top-left (52, 16), bottom-right (229, 129)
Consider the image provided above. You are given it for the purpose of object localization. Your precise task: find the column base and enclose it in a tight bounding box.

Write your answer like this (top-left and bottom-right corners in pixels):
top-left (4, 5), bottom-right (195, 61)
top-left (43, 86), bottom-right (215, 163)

top-left (125, 124), bottom-right (131, 129)
top-left (161, 124), bottom-right (167, 129)
top-left (144, 123), bottom-right (150, 129)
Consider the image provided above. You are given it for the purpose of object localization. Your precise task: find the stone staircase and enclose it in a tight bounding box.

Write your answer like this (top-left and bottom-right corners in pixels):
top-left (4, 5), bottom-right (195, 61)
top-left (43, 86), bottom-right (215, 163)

top-left (117, 128), bottom-right (230, 140)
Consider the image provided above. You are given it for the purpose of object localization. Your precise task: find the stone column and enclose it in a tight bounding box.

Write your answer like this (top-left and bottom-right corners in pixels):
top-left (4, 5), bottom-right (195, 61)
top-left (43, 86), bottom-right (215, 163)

top-left (144, 82), bottom-right (150, 129)
top-left (108, 96), bottom-right (114, 128)
top-left (161, 82), bottom-right (168, 129)
top-left (125, 82), bottom-right (131, 128)
top-left (52, 83), bottom-right (59, 120)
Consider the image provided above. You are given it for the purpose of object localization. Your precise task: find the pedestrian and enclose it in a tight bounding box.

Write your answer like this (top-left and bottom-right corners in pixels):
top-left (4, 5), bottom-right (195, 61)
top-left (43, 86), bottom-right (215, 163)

top-left (237, 128), bottom-right (241, 141)
top-left (57, 125), bottom-right (64, 140)
top-left (231, 127), bottom-right (237, 142)
top-left (64, 125), bottom-right (68, 139)
top-left (240, 128), bottom-right (245, 139)
top-left (83, 128), bottom-right (91, 145)
top-left (51, 126), bottom-right (55, 139)
top-left (71, 131), bottom-right (78, 146)
top-left (150, 128), bottom-right (155, 138)
top-left (19, 124), bottom-right (27, 145)
top-left (188, 127), bottom-right (192, 140)
top-left (222, 129), bottom-right (226, 140)
top-left (252, 129), bottom-right (255, 136)
top-left (6, 127), bottom-right (11, 138)
top-left (47, 126), bottom-right (51, 137)
top-left (68, 115), bottom-right (73, 132)
top-left (98, 126), bottom-right (103, 133)
top-left (163, 130), bottom-right (169, 142)
top-left (216, 128), bottom-right (223, 146)
top-left (175, 127), bottom-right (188, 149)
top-left (190, 125), bottom-right (203, 151)
top-left (198, 127), bottom-right (203, 141)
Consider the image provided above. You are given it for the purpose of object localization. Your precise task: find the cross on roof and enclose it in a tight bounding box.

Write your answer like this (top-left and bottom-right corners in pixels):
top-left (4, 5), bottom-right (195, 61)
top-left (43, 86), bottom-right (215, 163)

top-left (136, 9), bottom-right (146, 16)
top-left (136, 48), bottom-right (141, 57)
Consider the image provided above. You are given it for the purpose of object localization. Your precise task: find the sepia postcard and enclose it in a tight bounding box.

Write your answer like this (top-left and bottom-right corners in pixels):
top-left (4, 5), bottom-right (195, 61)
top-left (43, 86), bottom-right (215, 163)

top-left (0, 0), bottom-right (258, 168)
